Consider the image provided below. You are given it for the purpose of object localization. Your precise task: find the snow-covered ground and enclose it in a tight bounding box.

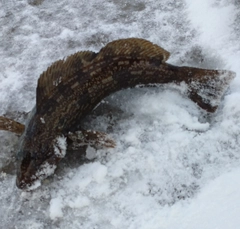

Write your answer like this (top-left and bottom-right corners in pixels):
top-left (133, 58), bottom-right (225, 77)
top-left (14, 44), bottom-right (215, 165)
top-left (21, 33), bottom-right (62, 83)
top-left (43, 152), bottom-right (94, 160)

top-left (0, 0), bottom-right (240, 228)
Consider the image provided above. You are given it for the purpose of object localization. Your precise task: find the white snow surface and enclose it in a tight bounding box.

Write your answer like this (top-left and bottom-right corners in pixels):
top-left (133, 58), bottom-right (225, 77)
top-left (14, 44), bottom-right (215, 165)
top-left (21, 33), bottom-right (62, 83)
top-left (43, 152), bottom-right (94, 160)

top-left (0, 0), bottom-right (240, 228)
top-left (54, 136), bottom-right (67, 158)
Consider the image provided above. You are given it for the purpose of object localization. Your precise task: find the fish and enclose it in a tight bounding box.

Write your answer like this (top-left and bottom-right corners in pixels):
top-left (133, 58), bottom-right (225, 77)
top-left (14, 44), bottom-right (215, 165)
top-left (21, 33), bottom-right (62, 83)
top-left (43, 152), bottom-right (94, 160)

top-left (0, 38), bottom-right (235, 190)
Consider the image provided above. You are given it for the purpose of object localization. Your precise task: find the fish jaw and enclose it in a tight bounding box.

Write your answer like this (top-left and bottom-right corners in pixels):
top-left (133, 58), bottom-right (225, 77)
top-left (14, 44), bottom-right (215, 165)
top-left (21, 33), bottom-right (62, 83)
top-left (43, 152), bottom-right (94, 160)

top-left (16, 136), bottom-right (67, 190)
top-left (16, 158), bottom-right (57, 190)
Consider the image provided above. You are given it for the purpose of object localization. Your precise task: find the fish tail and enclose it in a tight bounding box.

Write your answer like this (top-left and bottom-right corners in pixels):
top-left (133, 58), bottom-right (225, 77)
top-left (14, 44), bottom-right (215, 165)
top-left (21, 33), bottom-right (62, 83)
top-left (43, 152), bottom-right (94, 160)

top-left (178, 66), bottom-right (236, 112)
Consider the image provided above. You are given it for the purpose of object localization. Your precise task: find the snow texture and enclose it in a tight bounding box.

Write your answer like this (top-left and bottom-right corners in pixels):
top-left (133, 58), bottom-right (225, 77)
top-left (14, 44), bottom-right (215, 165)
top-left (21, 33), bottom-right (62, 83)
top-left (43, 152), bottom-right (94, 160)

top-left (53, 136), bottom-right (67, 158)
top-left (0, 0), bottom-right (240, 228)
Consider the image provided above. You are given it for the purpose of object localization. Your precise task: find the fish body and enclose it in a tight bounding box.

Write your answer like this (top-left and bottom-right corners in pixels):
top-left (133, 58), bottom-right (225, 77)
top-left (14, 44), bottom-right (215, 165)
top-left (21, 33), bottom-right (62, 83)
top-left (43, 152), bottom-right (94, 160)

top-left (13, 38), bottom-right (235, 189)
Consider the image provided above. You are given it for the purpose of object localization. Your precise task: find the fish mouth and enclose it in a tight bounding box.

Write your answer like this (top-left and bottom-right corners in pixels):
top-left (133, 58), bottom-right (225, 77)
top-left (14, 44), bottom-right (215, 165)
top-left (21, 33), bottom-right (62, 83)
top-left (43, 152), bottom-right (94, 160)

top-left (16, 161), bottom-right (42, 190)
top-left (16, 136), bottom-right (67, 190)
top-left (16, 154), bottom-right (61, 190)
top-left (16, 172), bottom-right (40, 190)
top-left (16, 164), bottom-right (57, 190)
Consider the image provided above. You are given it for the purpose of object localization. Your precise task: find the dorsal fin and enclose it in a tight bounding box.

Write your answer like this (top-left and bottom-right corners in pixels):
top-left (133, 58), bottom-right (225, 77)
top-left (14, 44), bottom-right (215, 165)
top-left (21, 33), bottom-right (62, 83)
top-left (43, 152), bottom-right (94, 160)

top-left (95, 38), bottom-right (170, 63)
top-left (36, 51), bottom-right (96, 111)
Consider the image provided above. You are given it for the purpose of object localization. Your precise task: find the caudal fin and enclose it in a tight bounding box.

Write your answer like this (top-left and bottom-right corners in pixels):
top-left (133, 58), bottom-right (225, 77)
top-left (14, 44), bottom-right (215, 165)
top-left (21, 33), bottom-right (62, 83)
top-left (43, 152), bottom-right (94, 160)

top-left (179, 67), bottom-right (236, 112)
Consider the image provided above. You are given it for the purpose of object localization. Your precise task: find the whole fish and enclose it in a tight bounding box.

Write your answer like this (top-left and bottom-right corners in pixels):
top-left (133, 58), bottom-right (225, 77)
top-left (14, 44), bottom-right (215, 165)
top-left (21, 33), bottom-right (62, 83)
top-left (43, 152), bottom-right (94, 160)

top-left (0, 38), bottom-right (235, 190)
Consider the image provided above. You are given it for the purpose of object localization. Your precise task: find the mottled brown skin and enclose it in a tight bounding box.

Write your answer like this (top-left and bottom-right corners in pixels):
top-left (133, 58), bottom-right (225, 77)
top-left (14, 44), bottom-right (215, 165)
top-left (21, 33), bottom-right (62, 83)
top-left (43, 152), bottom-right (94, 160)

top-left (1, 38), bottom-right (235, 189)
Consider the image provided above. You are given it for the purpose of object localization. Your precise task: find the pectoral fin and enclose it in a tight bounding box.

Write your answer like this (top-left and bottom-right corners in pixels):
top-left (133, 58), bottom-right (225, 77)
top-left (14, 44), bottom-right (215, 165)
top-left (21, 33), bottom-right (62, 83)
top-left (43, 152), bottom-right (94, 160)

top-left (0, 116), bottom-right (25, 135)
top-left (67, 130), bottom-right (116, 150)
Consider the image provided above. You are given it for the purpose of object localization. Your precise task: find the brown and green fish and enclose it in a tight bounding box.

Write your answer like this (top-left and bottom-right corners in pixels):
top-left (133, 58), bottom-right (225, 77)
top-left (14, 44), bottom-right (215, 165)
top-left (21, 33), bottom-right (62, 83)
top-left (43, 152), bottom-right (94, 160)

top-left (0, 38), bottom-right (235, 190)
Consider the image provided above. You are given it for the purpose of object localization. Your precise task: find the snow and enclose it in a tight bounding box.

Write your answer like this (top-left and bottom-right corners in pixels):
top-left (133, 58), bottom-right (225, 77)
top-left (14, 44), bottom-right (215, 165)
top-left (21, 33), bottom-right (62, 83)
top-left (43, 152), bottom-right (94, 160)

top-left (0, 0), bottom-right (240, 228)
top-left (186, 0), bottom-right (236, 49)
top-left (49, 197), bottom-right (64, 220)
top-left (53, 136), bottom-right (67, 158)
top-left (165, 168), bottom-right (240, 229)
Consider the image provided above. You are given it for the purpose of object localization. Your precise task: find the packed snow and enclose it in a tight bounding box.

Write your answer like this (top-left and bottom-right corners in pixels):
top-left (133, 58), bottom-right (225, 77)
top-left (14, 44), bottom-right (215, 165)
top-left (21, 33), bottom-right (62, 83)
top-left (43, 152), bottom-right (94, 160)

top-left (0, 0), bottom-right (240, 228)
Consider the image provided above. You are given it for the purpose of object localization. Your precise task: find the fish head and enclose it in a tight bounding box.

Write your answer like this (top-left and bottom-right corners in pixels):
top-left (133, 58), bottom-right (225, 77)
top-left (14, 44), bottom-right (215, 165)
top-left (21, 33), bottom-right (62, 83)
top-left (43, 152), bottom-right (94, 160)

top-left (16, 112), bottom-right (67, 190)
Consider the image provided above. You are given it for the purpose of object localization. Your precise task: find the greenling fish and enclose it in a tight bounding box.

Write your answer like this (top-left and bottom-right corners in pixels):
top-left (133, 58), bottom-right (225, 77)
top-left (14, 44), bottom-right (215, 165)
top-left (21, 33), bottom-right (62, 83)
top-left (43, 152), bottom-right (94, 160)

top-left (0, 38), bottom-right (235, 190)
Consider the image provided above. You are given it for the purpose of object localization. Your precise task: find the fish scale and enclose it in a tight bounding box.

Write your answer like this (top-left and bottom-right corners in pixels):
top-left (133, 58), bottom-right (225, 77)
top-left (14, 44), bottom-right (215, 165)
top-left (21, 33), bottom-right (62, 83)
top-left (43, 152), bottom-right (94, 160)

top-left (0, 38), bottom-right (236, 190)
